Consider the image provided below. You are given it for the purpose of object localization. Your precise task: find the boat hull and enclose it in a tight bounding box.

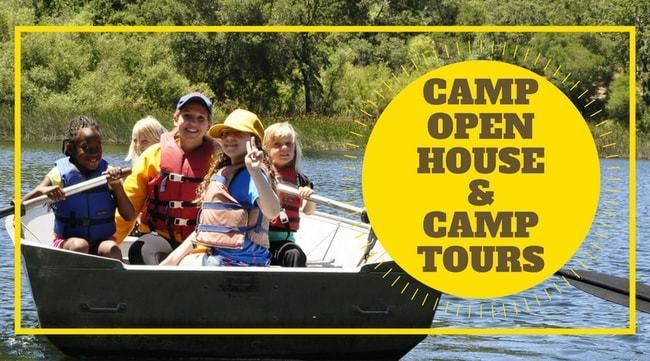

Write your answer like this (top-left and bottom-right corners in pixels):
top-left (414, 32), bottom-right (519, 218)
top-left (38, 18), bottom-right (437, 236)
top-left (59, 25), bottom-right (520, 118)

top-left (22, 243), bottom-right (440, 360)
top-left (49, 335), bottom-right (427, 360)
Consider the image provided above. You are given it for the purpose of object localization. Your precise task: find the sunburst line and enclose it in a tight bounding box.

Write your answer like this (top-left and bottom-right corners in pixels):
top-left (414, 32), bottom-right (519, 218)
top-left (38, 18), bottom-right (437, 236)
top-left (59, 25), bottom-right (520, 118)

top-left (523, 47), bottom-right (530, 62)
top-left (382, 267), bottom-right (392, 278)
top-left (410, 57), bottom-right (419, 71)
top-left (411, 288), bottom-right (419, 301)
top-left (553, 64), bottom-right (562, 76)
top-left (577, 260), bottom-right (590, 270)
top-left (391, 275), bottom-right (401, 287)
top-left (359, 108), bottom-right (373, 117)
top-left (589, 241), bottom-right (603, 251)
top-left (590, 109), bottom-right (603, 117)
top-left (401, 282), bottom-right (410, 294)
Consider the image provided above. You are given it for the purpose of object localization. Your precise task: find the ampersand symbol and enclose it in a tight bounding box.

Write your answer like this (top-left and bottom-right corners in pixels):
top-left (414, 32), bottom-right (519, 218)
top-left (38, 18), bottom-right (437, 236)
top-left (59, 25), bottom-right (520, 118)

top-left (468, 179), bottom-right (494, 206)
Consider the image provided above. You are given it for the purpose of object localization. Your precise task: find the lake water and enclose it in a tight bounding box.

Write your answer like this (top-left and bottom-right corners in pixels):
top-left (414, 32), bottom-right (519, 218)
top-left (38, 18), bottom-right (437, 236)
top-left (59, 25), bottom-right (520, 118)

top-left (0, 142), bottom-right (648, 360)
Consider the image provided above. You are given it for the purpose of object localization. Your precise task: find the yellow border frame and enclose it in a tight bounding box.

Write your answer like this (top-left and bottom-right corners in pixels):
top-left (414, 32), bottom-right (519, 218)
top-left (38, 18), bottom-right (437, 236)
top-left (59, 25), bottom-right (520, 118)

top-left (13, 25), bottom-right (636, 336)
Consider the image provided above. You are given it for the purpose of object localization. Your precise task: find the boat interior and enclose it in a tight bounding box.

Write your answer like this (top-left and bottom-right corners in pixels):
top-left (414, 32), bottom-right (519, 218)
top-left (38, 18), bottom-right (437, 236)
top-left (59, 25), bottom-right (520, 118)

top-left (8, 204), bottom-right (390, 271)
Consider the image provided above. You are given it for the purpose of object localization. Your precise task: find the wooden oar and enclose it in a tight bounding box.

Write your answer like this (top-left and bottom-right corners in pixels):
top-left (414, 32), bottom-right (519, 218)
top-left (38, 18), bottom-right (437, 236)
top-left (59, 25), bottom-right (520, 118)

top-left (555, 268), bottom-right (650, 313)
top-left (276, 183), bottom-right (376, 264)
top-left (0, 167), bottom-right (131, 219)
top-left (278, 183), bottom-right (650, 312)
top-left (277, 183), bottom-right (363, 215)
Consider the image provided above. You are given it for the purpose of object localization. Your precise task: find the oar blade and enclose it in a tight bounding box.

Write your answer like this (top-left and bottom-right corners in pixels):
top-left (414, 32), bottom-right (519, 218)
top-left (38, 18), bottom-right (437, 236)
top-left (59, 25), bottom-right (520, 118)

top-left (558, 269), bottom-right (650, 314)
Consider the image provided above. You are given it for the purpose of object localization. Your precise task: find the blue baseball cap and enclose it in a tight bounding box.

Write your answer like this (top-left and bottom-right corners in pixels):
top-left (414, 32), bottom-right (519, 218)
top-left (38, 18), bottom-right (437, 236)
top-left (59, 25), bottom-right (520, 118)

top-left (176, 92), bottom-right (212, 113)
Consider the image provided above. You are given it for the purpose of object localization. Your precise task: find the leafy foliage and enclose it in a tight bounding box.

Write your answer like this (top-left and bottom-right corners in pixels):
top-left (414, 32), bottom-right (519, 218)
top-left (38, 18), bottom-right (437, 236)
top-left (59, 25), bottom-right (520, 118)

top-left (0, 0), bottom-right (648, 140)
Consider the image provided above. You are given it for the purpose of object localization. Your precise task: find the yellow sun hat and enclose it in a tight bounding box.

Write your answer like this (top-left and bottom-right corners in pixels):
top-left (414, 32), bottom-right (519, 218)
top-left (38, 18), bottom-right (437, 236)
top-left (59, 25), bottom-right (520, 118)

top-left (208, 109), bottom-right (265, 141)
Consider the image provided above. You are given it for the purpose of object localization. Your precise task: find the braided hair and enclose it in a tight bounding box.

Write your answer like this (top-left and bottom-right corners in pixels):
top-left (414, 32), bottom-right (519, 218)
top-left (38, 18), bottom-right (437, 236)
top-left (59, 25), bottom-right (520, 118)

top-left (61, 116), bottom-right (102, 156)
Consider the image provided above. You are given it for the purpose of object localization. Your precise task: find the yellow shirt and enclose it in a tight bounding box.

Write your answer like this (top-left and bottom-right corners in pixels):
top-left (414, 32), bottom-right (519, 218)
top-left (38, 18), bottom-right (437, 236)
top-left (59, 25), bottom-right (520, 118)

top-left (115, 136), bottom-right (218, 243)
top-left (46, 167), bottom-right (63, 187)
top-left (114, 143), bottom-right (163, 243)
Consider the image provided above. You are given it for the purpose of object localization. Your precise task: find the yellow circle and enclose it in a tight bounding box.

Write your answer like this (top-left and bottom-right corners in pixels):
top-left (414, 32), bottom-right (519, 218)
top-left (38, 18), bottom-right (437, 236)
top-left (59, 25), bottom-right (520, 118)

top-left (362, 60), bottom-right (600, 298)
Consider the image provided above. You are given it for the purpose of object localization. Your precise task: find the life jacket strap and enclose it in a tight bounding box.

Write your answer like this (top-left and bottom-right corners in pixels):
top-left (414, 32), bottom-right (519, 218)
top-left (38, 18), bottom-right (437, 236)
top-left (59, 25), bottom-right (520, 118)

top-left (55, 215), bottom-right (115, 227)
top-left (201, 201), bottom-right (252, 211)
top-left (197, 224), bottom-right (253, 233)
top-left (211, 174), bottom-right (227, 184)
top-left (146, 209), bottom-right (196, 226)
top-left (163, 172), bottom-right (204, 183)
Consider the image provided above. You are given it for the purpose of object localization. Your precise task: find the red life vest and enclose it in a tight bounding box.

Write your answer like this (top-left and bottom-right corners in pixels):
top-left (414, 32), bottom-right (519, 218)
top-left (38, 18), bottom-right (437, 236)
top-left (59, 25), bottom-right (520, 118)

top-left (194, 165), bottom-right (269, 249)
top-left (270, 165), bottom-right (302, 232)
top-left (142, 132), bottom-right (215, 244)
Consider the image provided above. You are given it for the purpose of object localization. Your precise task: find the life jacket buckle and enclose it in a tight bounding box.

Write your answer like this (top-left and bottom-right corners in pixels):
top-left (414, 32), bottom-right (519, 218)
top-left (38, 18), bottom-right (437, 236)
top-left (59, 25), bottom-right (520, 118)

top-left (169, 201), bottom-right (183, 208)
top-left (168, 173), bottom-right (184, 182)
top-left (279, 209), bottom-right (289, 224)
top-left (173, 218), bottom-right (189, 226)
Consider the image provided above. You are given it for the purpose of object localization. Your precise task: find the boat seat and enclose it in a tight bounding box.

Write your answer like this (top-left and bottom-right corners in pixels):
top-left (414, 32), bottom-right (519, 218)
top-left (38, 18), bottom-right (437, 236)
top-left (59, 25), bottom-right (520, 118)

top-left (306, 259), bottom-right (339, 268)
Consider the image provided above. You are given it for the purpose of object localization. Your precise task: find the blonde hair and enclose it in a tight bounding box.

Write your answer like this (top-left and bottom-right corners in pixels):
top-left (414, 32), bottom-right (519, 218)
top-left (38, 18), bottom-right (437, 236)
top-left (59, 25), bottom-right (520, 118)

top-left (125, 116), bottom-right (167, 165)
top-left (263, 122), bottom-right (303, 171)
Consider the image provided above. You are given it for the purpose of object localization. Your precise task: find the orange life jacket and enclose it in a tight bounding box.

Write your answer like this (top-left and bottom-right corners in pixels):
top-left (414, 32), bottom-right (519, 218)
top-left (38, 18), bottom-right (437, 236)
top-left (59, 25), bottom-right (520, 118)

top-left (194, 165), bottom-right (269, 249)
top-left (269, 165), bottom-right (302, 232)
top-left (142, 132), bottom-right (215, 244)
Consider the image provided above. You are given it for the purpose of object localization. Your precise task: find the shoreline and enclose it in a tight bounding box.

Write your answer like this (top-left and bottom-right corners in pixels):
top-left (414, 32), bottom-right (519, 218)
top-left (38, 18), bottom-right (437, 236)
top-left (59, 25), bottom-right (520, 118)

top-left (1, 114), bottom-right (646, 158)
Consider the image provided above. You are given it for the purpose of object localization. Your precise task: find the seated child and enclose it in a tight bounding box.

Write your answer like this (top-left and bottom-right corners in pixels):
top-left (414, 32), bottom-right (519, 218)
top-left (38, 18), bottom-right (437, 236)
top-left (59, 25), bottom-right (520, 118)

top-left (124, 116), bottom-right (167, 166)
top-left (22, 116), bottom-right (135, 260)
top-left (263, 122), bottom-right (316, 267)
top-left (160, 109), bottom-right (281, 267)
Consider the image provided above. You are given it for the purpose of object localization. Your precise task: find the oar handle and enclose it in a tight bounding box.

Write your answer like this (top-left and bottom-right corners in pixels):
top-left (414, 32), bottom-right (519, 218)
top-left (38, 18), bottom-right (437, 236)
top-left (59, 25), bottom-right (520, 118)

top-left (276, 183), bottom-right (363, 215)
top-left (0, 167), bottom-right (131, 218)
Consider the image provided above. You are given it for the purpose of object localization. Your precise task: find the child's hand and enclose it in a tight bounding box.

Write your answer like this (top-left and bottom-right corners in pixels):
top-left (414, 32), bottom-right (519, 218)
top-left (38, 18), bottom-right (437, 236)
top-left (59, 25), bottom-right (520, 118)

top-left (103, 166), bottom-right (124, 186)
top-left (245, 136), bottom-right (263, 171)
top-left (39, 185), bottom-right (65, 201)
top-left (297, 186), bottom-right (314, 200)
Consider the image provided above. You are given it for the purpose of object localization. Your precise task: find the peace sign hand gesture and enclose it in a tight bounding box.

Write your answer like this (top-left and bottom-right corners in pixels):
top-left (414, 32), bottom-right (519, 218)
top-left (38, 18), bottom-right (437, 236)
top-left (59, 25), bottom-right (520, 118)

top-left (245, 136), bottom-right (263, 171)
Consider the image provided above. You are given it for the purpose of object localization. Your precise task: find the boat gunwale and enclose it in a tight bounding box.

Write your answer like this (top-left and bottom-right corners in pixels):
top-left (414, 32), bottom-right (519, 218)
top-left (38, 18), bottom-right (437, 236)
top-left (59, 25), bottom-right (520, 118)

top-left (19, 237), bottom-right (387, 274)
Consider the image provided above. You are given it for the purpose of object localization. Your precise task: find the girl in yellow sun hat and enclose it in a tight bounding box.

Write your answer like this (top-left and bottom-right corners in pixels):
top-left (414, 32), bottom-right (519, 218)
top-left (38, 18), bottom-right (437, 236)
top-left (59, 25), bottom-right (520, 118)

top-left (161, 109), bottom-right (281, 266)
